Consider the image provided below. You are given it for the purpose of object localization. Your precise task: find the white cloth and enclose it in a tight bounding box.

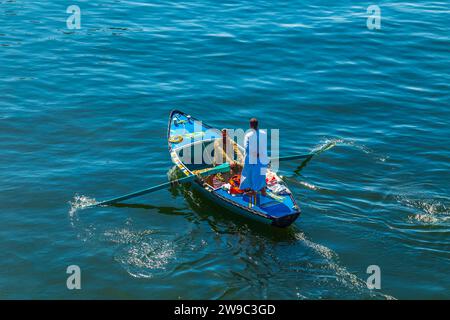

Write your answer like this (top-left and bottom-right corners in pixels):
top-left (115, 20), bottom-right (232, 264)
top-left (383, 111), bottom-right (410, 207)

top-left (268, 184), bottom-right (290, 195)
top-left (239, 129), bottom-right (268, 191)
top-left (243, 129), bottom-right (269, 165)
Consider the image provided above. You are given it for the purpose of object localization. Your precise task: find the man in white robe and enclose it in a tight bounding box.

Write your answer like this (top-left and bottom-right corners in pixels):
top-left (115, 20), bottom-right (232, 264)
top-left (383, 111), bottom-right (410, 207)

top-left (239, 118), bottom-right (268, 196)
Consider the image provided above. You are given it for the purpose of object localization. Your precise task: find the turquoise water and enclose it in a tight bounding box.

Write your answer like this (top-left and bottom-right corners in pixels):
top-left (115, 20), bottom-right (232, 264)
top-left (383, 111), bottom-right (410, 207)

top-left (1, 1), bottom-right (449, 299)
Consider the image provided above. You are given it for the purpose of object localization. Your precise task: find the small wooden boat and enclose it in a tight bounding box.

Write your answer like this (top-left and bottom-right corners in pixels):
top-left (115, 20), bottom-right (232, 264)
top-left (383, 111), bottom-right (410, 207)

top-left (167, 110), bottom-right (300, 227)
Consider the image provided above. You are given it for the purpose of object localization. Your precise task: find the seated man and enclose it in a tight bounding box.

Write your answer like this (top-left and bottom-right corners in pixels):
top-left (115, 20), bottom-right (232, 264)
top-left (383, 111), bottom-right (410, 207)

top-left (207, 129), bottom-right (243, 186)
top-left (213, 129), bottom-right (243, 173)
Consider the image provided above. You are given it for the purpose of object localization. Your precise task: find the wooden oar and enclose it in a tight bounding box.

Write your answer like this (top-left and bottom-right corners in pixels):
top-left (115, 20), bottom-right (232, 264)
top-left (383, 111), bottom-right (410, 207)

top-left (90, 154), bottom-right (312, 208)
top-left (271, 153), bottom-right (313, 162)
top-left (93, 163), bottom-right (230, 207)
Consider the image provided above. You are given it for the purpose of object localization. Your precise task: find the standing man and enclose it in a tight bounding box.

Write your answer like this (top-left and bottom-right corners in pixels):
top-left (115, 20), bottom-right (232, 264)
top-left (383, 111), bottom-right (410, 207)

top-left (239, 118), bottom-right (268, 197)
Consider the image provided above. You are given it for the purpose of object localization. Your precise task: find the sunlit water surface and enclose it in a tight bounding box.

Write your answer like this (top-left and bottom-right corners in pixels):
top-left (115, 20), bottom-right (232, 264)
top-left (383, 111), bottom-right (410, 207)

top-left (1, 0), bottom-right (449, 299)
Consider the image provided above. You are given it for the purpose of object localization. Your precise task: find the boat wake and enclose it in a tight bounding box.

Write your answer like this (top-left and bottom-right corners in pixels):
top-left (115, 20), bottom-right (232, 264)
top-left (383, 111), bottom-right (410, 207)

top-left (310, 138), bottom-right (343, 155)
top-left (297, 180), bottom-right (321, 191)
top-left (288, 137), bottom-right (388, 191)
top-left (311, 138), bottom-right (389, 162)
top-left (68, 194), bottom-right (97, 216)
top-left (396, 195), bottom-right (450, 225)
top-left (294, 232), bottom-right (395, 300)
top-left (282, 176), bottom-right (324, 192)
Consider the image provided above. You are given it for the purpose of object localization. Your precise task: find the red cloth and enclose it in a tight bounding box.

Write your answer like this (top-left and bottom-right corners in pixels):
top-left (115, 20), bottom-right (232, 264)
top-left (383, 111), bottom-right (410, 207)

top-left (229, 175), bottom-right (244, 194)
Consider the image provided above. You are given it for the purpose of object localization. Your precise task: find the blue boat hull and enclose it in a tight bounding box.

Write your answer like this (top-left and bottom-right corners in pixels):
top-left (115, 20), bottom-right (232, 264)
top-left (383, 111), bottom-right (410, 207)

top-left (190, 181), bottom-right (300, 227)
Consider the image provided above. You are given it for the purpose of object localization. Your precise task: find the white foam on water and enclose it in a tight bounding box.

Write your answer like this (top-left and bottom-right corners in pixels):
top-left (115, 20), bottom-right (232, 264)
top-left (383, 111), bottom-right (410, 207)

top-left (295, 287), bottom-right (308, 299)
top-left (115, 240), bottom-right (175, 279)
top-left (295, 232), bottom-right (360, 288)
top-left (103, 228), bottom-right (156, 244)
top-left (397, 196), bottom-right (450, 225)
top-left (312, 138), bottom-right (388, 162)
top-left (298, 181), bottom-right (320, 191)
top-left (410, 214), bottom-right (440, 224)
top-left (68, 194), bottom-right (97, 216)
top-left (311, 138), bottom-right (343, 155)
top-left (68, 194), bottom-right (177, 279)
top-left (103, 228), bottom-right (176, 279)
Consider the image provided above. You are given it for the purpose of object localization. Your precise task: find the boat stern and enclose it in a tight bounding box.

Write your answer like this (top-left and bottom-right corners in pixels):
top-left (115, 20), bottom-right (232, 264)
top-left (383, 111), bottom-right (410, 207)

top-left (271, 211), bottom-right (301, 228)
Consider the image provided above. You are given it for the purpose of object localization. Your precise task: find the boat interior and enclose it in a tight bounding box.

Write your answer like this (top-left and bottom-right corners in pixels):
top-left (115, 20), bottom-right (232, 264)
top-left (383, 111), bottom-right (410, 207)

top-left (174, 138), bottom-right (289, 197)
top-left (175, 138), bottom-right (244, 189)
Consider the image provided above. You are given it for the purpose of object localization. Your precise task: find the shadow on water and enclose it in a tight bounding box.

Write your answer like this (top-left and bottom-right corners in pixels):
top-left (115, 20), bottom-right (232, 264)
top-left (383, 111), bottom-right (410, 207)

top-left (96, 164), bottom-right (306, 243)
top-left (112, 202), bottom-right (186, 217)
top-left (112, 185), bottom-right (302, 244)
